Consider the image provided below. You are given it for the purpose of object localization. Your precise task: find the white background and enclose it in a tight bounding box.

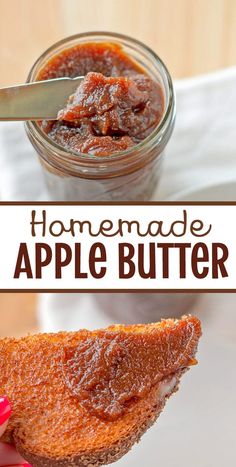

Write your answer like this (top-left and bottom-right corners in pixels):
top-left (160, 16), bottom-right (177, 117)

top-left (0, 204), bottom-right (235, 290)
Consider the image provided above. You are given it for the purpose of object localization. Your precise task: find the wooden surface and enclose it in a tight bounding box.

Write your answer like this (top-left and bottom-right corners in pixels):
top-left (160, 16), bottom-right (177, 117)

top-left (0, 0), bottom-right (236, 87)
top-left (0, 0), bottom-right (236, 335)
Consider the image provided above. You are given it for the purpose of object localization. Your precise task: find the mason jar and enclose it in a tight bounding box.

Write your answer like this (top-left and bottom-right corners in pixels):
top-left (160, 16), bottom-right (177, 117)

top-left (25, 32), bottom-right (175, 201)
top-left (25, 32), bottom-right (192, 321)
top-left (95, 293), bottom-right (199, 323)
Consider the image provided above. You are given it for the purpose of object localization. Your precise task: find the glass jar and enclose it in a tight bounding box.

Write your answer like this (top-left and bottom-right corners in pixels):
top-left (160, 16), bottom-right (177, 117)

top-left (95, 293), bottom-right (199, 324)
top-left (25, 32), bottom-right (175, 201)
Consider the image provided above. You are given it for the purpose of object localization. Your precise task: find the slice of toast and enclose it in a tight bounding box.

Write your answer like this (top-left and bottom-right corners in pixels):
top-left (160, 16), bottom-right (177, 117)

top-left (0, 315), bottom-right (201, 467)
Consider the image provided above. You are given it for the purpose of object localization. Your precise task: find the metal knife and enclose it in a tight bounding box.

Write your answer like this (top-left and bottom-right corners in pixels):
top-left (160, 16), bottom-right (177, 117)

top-left (0, 76), bottom-right (84, 121)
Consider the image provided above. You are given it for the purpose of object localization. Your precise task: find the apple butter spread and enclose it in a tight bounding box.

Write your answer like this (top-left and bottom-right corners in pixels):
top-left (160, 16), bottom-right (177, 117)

top-left (26, 33), bottom-right (175, 201)
top-left (63, 317), bottom-right (201, 421)
top-left (38, 43), bottom-right (164, 156)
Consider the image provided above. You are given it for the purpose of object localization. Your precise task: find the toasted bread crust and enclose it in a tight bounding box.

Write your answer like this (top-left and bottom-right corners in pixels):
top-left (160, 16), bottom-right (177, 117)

top-left (15, 372), bottom-right (183, 467)
top-left (0, 316), bottom-right (201, 467)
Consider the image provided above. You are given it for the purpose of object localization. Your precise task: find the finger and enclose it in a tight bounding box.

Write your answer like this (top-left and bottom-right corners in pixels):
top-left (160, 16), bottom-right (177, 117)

top-left (0, 443), bottom-right (27, 466)
top-left (1, 464), bottom-right (32, 467)
top-left (0, 399), bottom-right (30, 467)
top-left (0, 398), bottom-right (11, 438)
top-left (0, 464), bottom-right (29, 467)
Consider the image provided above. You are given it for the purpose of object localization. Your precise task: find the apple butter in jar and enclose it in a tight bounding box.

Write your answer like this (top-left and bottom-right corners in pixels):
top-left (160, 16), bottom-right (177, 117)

top-left (25, 32), bottom-right (175, 201)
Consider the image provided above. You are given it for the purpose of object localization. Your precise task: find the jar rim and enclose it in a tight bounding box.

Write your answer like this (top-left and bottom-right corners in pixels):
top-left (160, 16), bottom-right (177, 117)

top-left (25, 31), bottom-right (175, 165)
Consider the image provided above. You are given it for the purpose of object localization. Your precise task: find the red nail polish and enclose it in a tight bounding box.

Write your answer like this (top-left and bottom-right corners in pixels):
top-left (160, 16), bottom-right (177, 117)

top-left (0, 396), bottom-right (11, 425)
top-left (22, 464), bottom-right (32, 467)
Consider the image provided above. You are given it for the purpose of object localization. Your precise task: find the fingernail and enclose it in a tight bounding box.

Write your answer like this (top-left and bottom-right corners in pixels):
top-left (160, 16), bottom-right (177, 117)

top-left (0, 396), bottom-right (11, 425)
top-left (22, 464), bottom-right (32, 467)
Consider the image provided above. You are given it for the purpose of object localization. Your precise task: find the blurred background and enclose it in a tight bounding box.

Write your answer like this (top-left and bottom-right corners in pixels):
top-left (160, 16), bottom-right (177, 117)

top-left (0, 3), bottom-right (236, 465)
top-left (1, 0), bottom-right (236, 87)
top-left (0, 0), bottom-right (236, 336)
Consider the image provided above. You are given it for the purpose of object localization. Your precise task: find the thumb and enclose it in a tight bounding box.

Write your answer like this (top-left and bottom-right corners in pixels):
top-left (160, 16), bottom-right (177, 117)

top-left (0, 397), bottom-right (11, 438)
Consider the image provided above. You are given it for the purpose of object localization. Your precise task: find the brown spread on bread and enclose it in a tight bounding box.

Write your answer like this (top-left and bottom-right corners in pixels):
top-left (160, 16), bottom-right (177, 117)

top-left (0, 316), bottom-right (201, 467)
top-left (63, 319), bottom-right (200, 421)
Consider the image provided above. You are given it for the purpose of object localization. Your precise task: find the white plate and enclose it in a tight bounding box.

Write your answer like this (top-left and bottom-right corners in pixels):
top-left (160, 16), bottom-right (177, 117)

top-left (169, 180), bottom-right (236, 201)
